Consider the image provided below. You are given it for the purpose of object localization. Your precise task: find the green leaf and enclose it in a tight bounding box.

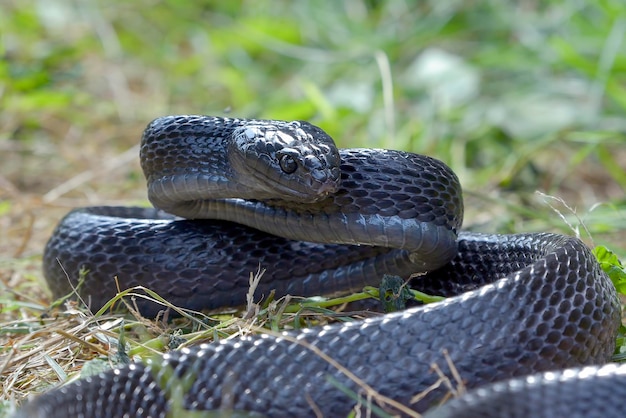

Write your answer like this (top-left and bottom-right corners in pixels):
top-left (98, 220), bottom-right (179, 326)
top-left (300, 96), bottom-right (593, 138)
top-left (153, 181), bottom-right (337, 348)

top-left (593, 245), bottom-right (626, 295)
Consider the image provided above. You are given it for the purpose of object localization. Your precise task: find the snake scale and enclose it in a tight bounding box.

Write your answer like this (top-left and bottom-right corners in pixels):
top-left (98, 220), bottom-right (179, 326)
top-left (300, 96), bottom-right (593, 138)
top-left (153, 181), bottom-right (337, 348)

top-left (16, 115), bottom-right (624, 417)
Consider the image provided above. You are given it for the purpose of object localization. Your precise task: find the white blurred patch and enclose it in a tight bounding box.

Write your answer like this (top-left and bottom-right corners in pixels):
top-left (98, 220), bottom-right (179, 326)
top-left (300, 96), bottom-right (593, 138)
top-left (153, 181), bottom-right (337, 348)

top-left (327, 82), bottom-right (374, 113)
top-left (487, 78), bottom-right (595, 138)
top-left (404, 48), bottom-right (480, 111)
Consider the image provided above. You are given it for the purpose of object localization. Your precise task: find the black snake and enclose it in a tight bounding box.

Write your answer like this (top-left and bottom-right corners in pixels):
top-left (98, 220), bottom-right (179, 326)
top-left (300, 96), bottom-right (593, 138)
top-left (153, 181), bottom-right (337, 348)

top-left (17, 115), bottom-right (624, 417)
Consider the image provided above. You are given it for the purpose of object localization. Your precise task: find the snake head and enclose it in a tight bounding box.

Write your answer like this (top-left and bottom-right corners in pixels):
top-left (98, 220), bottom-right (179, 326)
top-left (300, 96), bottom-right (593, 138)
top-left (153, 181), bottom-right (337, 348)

top-left (230, 120), bottom-right (341, 202)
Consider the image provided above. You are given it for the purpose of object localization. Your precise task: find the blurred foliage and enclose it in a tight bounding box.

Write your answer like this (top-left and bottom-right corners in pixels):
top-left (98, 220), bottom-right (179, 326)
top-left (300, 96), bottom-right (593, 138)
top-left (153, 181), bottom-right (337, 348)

top-left (1, 0), bottom-right (625, 246)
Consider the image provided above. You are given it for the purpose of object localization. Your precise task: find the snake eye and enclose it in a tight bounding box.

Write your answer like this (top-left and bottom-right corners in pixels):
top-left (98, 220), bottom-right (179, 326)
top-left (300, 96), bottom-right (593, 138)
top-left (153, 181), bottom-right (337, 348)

top-left (279, 154), bottom-right (298, 174)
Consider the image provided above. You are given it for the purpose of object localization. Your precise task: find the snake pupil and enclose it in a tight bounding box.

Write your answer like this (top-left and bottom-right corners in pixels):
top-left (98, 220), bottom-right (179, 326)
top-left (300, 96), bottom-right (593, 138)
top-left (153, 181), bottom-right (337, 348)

top-left (279, 154), bottom-right (298, 174)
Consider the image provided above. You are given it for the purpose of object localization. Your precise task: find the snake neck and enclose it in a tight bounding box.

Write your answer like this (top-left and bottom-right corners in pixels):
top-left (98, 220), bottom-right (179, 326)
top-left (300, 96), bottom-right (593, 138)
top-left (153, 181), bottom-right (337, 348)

top-left (140, 115), bottom-right (238, 182)
top-left (139, 116), bottom-right (463, 272)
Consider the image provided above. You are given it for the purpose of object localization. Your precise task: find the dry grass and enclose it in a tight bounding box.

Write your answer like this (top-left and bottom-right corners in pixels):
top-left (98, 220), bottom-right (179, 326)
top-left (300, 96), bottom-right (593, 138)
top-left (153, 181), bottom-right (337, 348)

top-left (0, 258), bottom-right (382, 413)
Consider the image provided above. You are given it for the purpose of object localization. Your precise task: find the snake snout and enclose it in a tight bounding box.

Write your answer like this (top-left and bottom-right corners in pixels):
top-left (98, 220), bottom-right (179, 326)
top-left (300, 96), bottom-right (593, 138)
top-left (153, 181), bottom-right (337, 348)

top-left (300, 154), bottom-right (341, 196)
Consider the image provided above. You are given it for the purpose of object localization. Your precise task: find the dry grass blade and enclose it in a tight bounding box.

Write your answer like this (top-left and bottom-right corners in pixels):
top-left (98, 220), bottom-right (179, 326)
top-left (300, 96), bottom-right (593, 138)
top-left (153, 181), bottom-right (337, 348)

top-left (243, 266), bottom-right (265, 320)
top-left (42, 145), bottom-right (140, 204)
top-left (409, 350), bottom-right (465, 406)
top-left (2, 311), bottom-right (124, 400)
top-left (536, 192), bottom-right (587, 240)
top-left (255, 328), bottom-right (423, 417)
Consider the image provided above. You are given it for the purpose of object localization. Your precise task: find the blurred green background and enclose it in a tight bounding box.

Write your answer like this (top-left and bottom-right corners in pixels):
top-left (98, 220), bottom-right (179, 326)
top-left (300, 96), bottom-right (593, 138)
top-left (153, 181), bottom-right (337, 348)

top-left (2, 0), bottom-right (625, 249)
top-left (1, 0), bottom-right (626, 410)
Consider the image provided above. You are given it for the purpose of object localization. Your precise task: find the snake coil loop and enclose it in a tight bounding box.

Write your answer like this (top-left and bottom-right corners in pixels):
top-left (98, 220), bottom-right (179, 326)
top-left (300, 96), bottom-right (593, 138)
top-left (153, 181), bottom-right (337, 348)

top-left (20, 115), bottom-right (622, 417)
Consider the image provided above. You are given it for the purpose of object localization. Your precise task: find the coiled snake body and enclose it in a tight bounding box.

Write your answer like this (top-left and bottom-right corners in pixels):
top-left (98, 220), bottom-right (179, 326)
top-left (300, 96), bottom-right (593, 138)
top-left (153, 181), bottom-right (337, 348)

top-left (18, 116), bottom-right (623, 417)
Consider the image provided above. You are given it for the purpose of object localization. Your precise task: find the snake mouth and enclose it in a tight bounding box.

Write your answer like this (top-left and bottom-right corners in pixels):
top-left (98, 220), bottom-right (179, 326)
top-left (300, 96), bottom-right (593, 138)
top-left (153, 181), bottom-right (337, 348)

top-left (250, 170), bottom-right (339, 203)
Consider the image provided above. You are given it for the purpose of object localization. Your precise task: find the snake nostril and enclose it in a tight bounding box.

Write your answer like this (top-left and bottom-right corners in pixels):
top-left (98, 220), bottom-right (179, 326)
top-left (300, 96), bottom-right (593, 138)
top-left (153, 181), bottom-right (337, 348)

top-left (311, 169), bottom-right (329, 182)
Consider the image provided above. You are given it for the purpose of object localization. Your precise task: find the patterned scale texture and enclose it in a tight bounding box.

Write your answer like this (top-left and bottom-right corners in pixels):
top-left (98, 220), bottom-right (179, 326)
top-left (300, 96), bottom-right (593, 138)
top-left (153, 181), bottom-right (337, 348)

top-left (22, 233), bottom-right (621, 417)
top-left (424, 363), bottom-right (626, 418)
top-left (44, 207), bottom-right (444, 317)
